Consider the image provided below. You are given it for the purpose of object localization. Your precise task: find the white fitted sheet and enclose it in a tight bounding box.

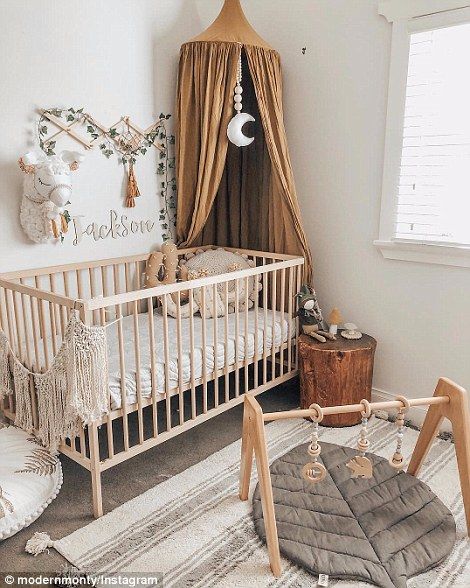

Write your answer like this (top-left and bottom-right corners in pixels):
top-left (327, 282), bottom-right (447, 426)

top-left (106, 309), bottom-right (293, 410)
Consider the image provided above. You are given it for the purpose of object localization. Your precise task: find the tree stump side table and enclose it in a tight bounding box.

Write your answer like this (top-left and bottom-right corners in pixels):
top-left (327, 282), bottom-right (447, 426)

top-left (299, 333), bottom-right (377, 427)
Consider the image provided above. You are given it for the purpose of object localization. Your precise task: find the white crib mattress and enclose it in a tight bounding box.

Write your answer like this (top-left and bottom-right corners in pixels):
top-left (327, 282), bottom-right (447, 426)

top-left (105, 309), bottom-right (293, 410)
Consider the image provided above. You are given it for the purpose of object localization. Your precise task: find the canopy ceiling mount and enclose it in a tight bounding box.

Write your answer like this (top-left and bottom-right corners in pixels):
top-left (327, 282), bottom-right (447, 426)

top-left (189, 0), bottom-right (274, 49)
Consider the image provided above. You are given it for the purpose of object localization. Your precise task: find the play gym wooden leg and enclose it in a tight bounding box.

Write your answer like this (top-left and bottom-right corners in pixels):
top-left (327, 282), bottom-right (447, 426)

top-left (407, 405), bottom-right (444, 477)
top-left (239, 396), bottom-right (255, 501)
top-left (245, 395), bottom-right (282, 578)
top-left (89, 423), bottom-right (104, 518)
top-left (408, 378), bottom-right (470, 534)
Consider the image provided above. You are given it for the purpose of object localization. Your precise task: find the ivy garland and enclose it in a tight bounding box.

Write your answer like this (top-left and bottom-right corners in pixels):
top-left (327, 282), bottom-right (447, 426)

top-left (37, 107), bottom-right (177, 241)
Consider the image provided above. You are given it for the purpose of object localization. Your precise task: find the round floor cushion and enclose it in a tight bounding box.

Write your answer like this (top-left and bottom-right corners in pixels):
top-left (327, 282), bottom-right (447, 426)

top-left (253, 442), bottom-right (455, 588)
top-left (0, 426), bottom-right (62, 541)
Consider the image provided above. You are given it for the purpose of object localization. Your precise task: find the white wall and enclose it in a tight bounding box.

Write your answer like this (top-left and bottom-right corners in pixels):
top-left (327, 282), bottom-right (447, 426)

top-left (0, 0), bottom-right (203, 273)
top-left (2, 0), bottom-right (469, 417)
top-left (273, 0), bottom-right (470, 412)
top-left (198, 0), bottom-right (470, 417)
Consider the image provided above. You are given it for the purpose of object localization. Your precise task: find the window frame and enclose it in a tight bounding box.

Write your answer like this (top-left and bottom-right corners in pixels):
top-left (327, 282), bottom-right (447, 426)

top-left (376, 1), bottom-right (470, 268)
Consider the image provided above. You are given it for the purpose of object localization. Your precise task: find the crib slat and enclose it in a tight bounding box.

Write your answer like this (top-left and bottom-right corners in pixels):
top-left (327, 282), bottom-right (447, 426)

top-left (12, 290), bottom-right (24, 361)
top-left (4, 288), bottom-right (17, 355)
top-left (244, 276), bottom-right (249, 393)
top-left (189, 289), bottom-right (196, 419)
top-left (147, 294), bottom-right (158, 437)
top-left (49, 274), bottom-right (62, 337)
top-left (213, 283), bottom-right (219, 408)
top-left (287, 266), bottom-right (293, 372)
top-left (19, 289), bottom-right (31, 368)
top-left (223, 281), bottom-right (230, 403)
top-left (97, 297), bottom-right (114, 460)
top-left (262, 265), bottom-right (268, 385)
top-left (35, 277), bottom-right (50, 369)
top-left (125, 262), bottom-right (132, 315)
top-left (116, 299), bottom-right (130, 452)
top-left (295, 264), bottom-right (302, 368)
top-left (162, 295), bottom-right (172, 432)
top-left (63, 271), bottom-right (71, 320)
top-left (234, 279), bottom-right (240, 397)
top-left (271, 269), bottom-right (277, 381)
top-left (254, 259), bottom-right (259, 389)
top-left (76, 269), bottom-right (84, 300)
top-left (201, 286), bottom-right (208, 412)
top-left (89, 268), bottom-right (99, 326)
top-left (0, 287), bottom-right (7, 333)
top-left (49, 302), bottom-right (58, 356)
top-left (29, 294), bottom-right (41, 371)
top-left (176, 291), bottom-right (184, 424)
top-left (133, 300), bottom-right (144, 444)
top-left (50, 273), bottom-right (66, 336)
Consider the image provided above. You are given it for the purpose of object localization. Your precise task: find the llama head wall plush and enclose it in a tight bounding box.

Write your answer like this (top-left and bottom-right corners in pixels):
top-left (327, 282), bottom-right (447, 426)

top-left (18, 150), bottom-right (84, 243)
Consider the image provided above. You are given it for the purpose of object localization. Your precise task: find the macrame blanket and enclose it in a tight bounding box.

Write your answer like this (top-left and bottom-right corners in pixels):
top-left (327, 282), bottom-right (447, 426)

top-left (0, 313), bottom-right (109, 452)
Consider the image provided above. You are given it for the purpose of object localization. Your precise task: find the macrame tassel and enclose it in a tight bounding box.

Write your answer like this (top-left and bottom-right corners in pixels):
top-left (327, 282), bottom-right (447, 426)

top-left (0, 332), bottom-right (12, 400)
top-left (67, 315), bottom-right (109, 424)
top-left (61, 214), bottom-right (69, 234)
top-left (51, 219), bottom-right (60, 239)
top-left (126, 162), bottom-right (140, 208)
top-left (25, 532), bottom-right (55, 556)
top-left (13, 362), bottom-right (34, 432)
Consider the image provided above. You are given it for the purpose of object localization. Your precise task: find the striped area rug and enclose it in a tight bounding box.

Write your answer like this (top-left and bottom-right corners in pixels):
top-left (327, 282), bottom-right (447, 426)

top-left (56, 418), bottom-right (469, 587)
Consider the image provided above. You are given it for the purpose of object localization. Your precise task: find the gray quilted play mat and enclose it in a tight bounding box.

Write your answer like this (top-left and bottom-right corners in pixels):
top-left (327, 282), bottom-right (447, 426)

top-left (252, 442), bottom-right (455, 588)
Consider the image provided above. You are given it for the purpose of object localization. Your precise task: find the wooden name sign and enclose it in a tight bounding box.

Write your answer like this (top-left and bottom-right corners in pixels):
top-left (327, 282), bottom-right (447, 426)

top-left (71, 209), bottom-right (155, 245)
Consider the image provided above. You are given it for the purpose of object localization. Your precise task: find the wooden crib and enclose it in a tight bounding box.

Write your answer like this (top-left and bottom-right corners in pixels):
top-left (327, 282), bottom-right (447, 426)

top-left (0, 246), bottom-right (304, 517)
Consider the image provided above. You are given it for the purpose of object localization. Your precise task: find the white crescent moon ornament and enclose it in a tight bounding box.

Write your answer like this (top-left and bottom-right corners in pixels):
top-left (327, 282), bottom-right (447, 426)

top-left (227, 55), bottom-right (255, 148)
top-left (227, 112), bottom-right (255, 147)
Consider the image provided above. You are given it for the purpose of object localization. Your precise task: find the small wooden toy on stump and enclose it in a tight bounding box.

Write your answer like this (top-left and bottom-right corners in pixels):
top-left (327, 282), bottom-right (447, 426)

top-left (295, 285), bottom-right (336, 343)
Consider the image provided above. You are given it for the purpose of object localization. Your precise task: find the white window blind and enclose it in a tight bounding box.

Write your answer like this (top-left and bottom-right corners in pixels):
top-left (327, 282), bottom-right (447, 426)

top-left (396, 22), bottom-right (470, 245)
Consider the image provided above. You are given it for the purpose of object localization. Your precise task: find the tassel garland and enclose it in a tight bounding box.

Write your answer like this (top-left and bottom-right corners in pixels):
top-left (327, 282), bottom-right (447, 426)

top-left (51, 219), bottom-right (60, 239)
top-left (61, 214), bottom-right (69, 234)
top-left (126, 162), bottom-right (140, 208)
top-left (0, 332), bottom-right (12, 399)
top-left (0, 313), bottom-right (109, 453)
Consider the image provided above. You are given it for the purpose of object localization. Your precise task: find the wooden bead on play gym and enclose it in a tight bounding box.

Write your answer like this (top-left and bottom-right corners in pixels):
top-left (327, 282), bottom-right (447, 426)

top-left (302, 403), bottom-right (327, 484)
top-left (389, 395), bottom-right (410, 471)
top-left (390, 451), bottom-right (404, 469)
top-left (358, 438), bottom-right (370, 452)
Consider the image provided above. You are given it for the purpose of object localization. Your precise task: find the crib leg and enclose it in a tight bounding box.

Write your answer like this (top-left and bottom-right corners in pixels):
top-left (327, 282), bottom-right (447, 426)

top-left (239, 396), bottom-right (255, 501)
top-left (89, 423), bottom-right (103, 518)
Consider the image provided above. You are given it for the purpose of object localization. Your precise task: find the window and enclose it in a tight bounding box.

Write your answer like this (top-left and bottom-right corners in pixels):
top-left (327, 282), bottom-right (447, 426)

top-left (376, 2), bottom-right (470, 267)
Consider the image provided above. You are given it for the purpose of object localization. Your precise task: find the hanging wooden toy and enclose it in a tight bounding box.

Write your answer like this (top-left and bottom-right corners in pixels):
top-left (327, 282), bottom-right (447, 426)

top-left (227, 53), bottom-right (255, 147)
top-left (389, 395), bottom-right (410, 470)
top-left (346, 399), bottom-right (374, 479)
top-left (302, 404), bottom-right (327, 483)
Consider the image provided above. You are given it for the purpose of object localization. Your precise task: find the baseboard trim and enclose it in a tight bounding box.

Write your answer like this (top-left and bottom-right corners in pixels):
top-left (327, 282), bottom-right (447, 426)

top-left (372, 386), bottom-right (452, 432)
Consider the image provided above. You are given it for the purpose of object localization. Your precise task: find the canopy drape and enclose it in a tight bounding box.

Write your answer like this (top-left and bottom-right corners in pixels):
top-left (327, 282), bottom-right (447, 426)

top-left (175, 0), bottom-right (313, 282)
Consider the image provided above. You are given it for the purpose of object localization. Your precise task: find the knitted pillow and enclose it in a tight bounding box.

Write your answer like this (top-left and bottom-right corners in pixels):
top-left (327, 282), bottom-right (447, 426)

top-left (0, 426), bottom-right (62, 541)
top-left (181, 248), bottom-right (261, 313)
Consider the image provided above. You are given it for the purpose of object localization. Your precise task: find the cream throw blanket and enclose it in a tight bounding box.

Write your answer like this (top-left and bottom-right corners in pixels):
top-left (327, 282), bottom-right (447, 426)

top-left (0, 313), bottom-right (109, 452)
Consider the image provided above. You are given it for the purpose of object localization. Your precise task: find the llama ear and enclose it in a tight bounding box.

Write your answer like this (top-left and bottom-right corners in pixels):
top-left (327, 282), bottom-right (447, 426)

top-left (18, 152), bottom-right (38, 174)
top-left (60, 150), bottom-right (84, 171)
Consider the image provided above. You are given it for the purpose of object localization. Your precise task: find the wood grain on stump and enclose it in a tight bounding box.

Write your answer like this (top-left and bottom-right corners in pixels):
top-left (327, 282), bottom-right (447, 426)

top-left (299, 333), bottom-right (377, 427)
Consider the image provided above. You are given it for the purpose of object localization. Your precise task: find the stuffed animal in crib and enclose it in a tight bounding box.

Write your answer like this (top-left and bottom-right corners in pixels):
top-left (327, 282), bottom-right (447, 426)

top-left (295, 285), bottom-right (335, 343)
top-left (18, 150), bottom-right (84, 243)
